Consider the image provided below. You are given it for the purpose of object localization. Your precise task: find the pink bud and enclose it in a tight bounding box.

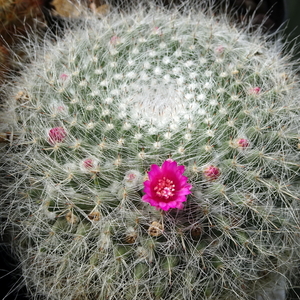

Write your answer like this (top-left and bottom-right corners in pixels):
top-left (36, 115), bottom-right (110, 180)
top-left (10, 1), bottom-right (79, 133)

top-left (127, 173), bottom-right (136, 181)
top-left (59, 73), bottom-right (68, 81)
top-left (215, 46), bottom-right (225, 55)
top-left (236, 138), bottom-right (250, 149)
top-left (203, 165), bottom-right (220, 180)
top-left (249, 87), bottom-right (261, 94)
top-left (48, 127), bottom-right (67, 145)
top-left (57, 105), bottom-right (65, 112)
top-left (83, 158), bottom-right (94, 169)
top-left (110, 36), bottom-right (120, 45)
top-left (152, 27), bottom-right (162, 35)
top-left (80, 158), bottom-right (99, 173)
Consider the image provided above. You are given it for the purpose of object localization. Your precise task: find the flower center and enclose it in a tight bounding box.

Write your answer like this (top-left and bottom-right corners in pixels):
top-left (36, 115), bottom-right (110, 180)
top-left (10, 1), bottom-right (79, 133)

top-left (154, 177), bottom-right (175, 199)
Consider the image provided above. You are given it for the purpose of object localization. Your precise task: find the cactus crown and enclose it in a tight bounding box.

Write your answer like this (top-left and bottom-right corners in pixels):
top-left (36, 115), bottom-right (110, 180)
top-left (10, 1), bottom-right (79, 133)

top-left (1, 2), bottom-right (300, 300)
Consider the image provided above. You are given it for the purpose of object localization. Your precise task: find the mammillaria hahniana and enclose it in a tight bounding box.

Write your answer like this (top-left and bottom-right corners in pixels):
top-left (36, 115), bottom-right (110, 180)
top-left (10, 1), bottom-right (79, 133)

top-left (1, 2), bottom-right (300, 300)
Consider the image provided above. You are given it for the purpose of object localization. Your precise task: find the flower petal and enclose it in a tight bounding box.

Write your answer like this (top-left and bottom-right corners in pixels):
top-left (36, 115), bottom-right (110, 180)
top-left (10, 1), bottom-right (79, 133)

top-left (148, 164), bottom-right (161, 180)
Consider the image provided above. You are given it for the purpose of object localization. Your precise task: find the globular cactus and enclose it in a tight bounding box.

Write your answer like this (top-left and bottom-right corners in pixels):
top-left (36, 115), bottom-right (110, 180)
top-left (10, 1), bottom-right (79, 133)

top-left (1, 2), bottom-right (300, 300)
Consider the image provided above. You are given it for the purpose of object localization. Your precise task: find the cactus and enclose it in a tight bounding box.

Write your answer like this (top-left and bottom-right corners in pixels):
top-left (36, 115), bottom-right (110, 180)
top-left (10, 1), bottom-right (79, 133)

top-left (1, 2), bottom-right (300, 300)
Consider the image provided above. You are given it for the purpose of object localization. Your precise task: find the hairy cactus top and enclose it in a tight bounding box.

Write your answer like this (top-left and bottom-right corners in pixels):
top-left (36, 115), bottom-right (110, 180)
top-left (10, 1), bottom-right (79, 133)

top-left (1, 3), bottom-right (300, 300)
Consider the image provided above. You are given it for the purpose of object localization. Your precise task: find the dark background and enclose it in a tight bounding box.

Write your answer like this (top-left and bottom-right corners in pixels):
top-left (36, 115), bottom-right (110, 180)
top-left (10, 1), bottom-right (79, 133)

top-left (286, 0), bottom-right (300, 40)
top-left (1, 0), bottom-right (300, 299)
top-left (285, 0), bottom-right (300, 61)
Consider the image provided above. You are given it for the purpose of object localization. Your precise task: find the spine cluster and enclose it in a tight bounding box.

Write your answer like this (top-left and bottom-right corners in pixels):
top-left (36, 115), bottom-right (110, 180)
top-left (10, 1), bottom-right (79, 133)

top-left (1, 3), bottom-right (300, 300)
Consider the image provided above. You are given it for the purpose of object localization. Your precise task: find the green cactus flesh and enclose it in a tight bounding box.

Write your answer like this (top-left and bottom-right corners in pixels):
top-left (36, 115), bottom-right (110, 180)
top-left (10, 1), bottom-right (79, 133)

top-left (1, 4), bottom-right (300, 300)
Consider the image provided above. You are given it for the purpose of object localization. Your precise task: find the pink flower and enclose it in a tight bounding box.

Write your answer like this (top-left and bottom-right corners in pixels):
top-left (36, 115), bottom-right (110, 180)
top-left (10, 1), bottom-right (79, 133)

top-left (48, 127), bottom-right (67, 145)
top-left (203, 165), bottom-right (220, 180)
top-left (142, 160), bottom-right (192, 211)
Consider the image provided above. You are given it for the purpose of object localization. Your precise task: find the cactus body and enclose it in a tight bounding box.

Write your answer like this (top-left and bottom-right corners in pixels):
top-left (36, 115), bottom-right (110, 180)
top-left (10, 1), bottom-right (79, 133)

top-left (1, 3), bottom-right (300, 300)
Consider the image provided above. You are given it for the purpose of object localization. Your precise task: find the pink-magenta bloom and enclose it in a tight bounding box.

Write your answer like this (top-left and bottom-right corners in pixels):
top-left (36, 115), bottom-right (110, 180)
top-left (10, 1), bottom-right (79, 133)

top-left (203, 165), bottom-right (221, 180)
top-left (48, 127), bottom-right (67, 145)
top-left (142, 160), bottom-right (192, 211)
